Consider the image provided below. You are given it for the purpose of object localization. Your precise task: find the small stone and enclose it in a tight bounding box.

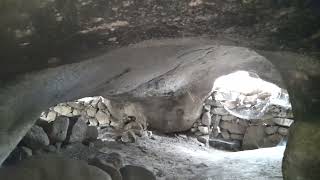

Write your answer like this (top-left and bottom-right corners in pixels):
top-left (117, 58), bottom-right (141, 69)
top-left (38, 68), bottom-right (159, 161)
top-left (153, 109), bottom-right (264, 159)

top-left (221, 130), bottom-right (230, 140)
top-left (190, 128), bottom-right (198, 133)
top-left (272, 118), bottom-right (294, 127)
top-left (220, 121), bottom-right (246, 134)
top-left (98, 101), bottom-right (107, 110)
top-left (203, 105), bottom-right (211, 112)
top-left (211, 115), bottom-right (221, 128)
top-left (67, 118), bottom-right (88, 143)
top-left (22, 125), bottom-right (50, 150)
top-left (110, 120), bottom-right (123, 129)
top-left (89, 118), bottom-right (98, 126)
top-left (209, 139), bottom-right (240, 151)
top-left (264, 134), bottom-right (283, 147)
top-left (121, 130), bottom-right (136, 143)
top-left (197, 136), bottom-right (209, 144)
top-left (53, 105), bottom-right (73, 116)
top-left (86, 126), bottom-right (99, 140)
top-left (278, 127), bottom-right (289, 136)
top-left (95, 110), bottom-right (111, 126)
top-left (72, 109), bottom-right (81, 116)
top-left (221, 115), bottom-right (236, 121)
top-left (120, 165), bottom-right (156, 180)
top-left (230, 134), bottom-right (244, 140)
top-left (201, 112), bottom-right (211, 126)
top-left (198, 126), bottom-right (209, 135)
top-left (67, 102), bottom-right (84, 110)
top-left (212, 108), bottom-right (229, 115)
top-left (46, 111), bottom-right (57, 122)
top-left (91, 97), bottom-right (101, 108)
top-left (265, 126), bottom-right (279, 135)
top-left (87, 106), bottom-right (97, 117)
top-left (50, 116), bottom-right (70, 143)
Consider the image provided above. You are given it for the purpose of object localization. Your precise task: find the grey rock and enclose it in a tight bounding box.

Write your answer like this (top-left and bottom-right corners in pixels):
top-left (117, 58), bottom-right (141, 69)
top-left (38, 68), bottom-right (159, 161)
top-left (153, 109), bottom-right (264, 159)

top-left (53, 105), bottom-right (73, 116)
top-left (272, 118), bottom-right (294, 127)
top-left (201, 112), bottom-right (211, 126)
top-left (198, 126), bottom-right (209, 135)
top-left (209, 139), bottom-right (240, 151)
top-left (50, 116), bottom-right (70, 143)
top-left (278, 127), bottom-right (289, 136)
top-left (197, 135), bottom-right (209, 144)
top-left (86, 126), bottom-right (99, 141)
top-left (89, 118), bottom-right (98, 126)
top-left (221, 115), bottom-right (236, 121)
top-left (95, 110), bottom-right (111, 126)
top-left (212, 108), bottom-right (229, 115)
top-left (87, 106), bottom-right (97, 117)
top-left (220, 121), bottom-right (246, 134)
top-left (203, 105), bottom-right (211, 112)
top-left (230, 134), bottom-right (244, 140)
top-left (2, 146), bottom-right (33, 166)
top-left (263, 134), bottom-right (283, 147)
top-left (68, 118), bottom-right (88, 143)
top-left (120, 165), bottom-right (156, 180)
top-left (242, 125), bottom-right (266, 150)
top-left (221, 130), bottom-right (230, 140)
top-left (89, 153), bottom-right (123, 180)
top-left (265, 126), bottom-right (279, 135)
top-left (22, 125), bottom-right (50, 150)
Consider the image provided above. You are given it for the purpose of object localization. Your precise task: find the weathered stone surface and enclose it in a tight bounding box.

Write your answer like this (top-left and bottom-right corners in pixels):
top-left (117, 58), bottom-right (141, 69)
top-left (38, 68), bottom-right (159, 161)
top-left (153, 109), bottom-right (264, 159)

top-left (197, 135), bottom-right (209, 144)
top-left (212, 108), bottom-right (229, 116)
top-left (201, 112), bottom-right (211, 126)
top-left (67, 102), bottom-right (84, 110)
top-left (283, 121), bottom-right (320, 180)
top-left (89, 118), bottom-right (98, 126)
top-left (72, 109), bottom-right (81, 116)
top-left (22, 125), bottom-right (49, 149)
top-left (263, 134), bottom-right (282, 147)
top-left (86, 106), bottom-right (97, 117)
top-left (265, 126), bottom-right (279, 135)
top-left (95, 110), bottom-right (111, 126)
top-left (46, 111), bottom-right (57, 122)
top-left (220, 121), bottom-right (246, 134)
top-left (86, 126), bottom-right (99, 141)
top-left (203, 105), bottom-right (211, 112)
top-left (89, 153), bottom-right (123, 180)
top-left (198, 126), bottom-right (209, 135)
top-left (272, 118), bottom-right (294, 127)
top-left (278, 127), bottom-right (289, 136)
top-left (221, 115), bottom-right (236, 121)
top-left (50, 116), bottom-right (70, 143)
top-left (0, 155), bottom-right (112, 180)
top-left (67, 118), bottom-right (88, 143)
top-left (209, 139), bottom-right (240, 151)
top-left (221, 130), bottom-right (230, 140)
top-left (120, 165), bottom-right (156, 180)
top-left (230, 133), bottom-right (244, 140)
top-left (242, 125), bottom-right (265, 150)
top-left (53, 105), bottom-right (73, 116)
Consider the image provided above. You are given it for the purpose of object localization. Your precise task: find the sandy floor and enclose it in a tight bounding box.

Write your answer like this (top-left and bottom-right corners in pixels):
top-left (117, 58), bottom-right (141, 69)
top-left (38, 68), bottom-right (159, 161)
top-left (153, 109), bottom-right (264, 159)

top-left (88, 132), bottom-right (284, 180)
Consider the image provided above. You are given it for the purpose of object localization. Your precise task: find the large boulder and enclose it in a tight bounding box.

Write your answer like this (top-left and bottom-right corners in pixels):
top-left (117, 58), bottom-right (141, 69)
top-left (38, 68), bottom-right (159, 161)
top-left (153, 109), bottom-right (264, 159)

top-left (50, 116), bottom-right (70, 143)
top-left (283, 121), bottom-right (320, 180)
top-left (0, 155), bottom-right (112, 180)
top-left (22, 125), bottom-right (50, 150)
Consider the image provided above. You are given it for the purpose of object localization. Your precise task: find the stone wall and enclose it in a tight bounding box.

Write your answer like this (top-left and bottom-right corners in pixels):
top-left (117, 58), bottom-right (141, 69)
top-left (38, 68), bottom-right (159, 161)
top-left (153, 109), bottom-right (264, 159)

top-left (39, 96), bottom-right (147, 143)
top-left (191, 92), bottom-right (294, 151)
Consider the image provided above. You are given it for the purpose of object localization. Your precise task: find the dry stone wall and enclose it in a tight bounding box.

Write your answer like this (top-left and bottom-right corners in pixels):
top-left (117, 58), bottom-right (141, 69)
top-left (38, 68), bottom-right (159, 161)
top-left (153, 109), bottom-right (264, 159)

top-left (191, 92), bottom-right (294, 151)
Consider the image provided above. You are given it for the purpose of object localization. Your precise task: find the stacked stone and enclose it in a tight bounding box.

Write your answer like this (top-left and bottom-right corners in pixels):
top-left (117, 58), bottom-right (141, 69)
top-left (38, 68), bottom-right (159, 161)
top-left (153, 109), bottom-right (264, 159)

top-left (192, 94), bottom-right (294, 151)
top-left (39, 96), bottom-right (145, 143)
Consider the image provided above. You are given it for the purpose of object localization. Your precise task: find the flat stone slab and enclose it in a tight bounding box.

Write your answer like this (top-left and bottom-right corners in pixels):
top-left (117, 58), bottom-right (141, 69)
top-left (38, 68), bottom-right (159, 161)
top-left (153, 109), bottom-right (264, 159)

top-left (209, 138), bottom-right (240, 151)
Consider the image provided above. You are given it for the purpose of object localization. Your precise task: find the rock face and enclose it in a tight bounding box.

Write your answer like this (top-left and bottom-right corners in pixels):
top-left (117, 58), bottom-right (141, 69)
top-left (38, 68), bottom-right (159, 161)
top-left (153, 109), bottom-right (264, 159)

top-left (0, 38), bottom-right (319, 180)
top-left (283, 121), bottom-right (320, 180)
top-left (50, 116), bottom-right (70, 143)
top-left (0, 155), bottom-right (112, 180)
top-left (21, 125), bottom-right (49, 150)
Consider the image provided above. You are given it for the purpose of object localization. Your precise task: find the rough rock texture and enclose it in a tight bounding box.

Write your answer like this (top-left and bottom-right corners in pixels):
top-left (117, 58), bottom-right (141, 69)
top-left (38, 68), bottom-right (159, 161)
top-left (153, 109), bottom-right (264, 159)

top-left (283, 121), bottom-right (320, 180)
top-left (0, 155), bottom-right (112, 180)
top-left (50, 116), bottom-right (70, 143)
top-left (0, 38), bottom-right (319, 180)
top-left (21, 125), bottom-right (49, 150)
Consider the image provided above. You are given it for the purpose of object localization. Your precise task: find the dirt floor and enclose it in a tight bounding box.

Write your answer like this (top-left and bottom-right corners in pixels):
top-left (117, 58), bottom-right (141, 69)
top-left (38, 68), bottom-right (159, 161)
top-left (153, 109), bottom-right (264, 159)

top-left (61, 131), bottom-right (284, 180)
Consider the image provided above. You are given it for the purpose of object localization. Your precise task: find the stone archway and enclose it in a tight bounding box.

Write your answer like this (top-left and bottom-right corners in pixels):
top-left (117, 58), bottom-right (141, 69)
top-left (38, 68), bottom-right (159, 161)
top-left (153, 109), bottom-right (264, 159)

top-left (0, 38), bottom-right (319, 179)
